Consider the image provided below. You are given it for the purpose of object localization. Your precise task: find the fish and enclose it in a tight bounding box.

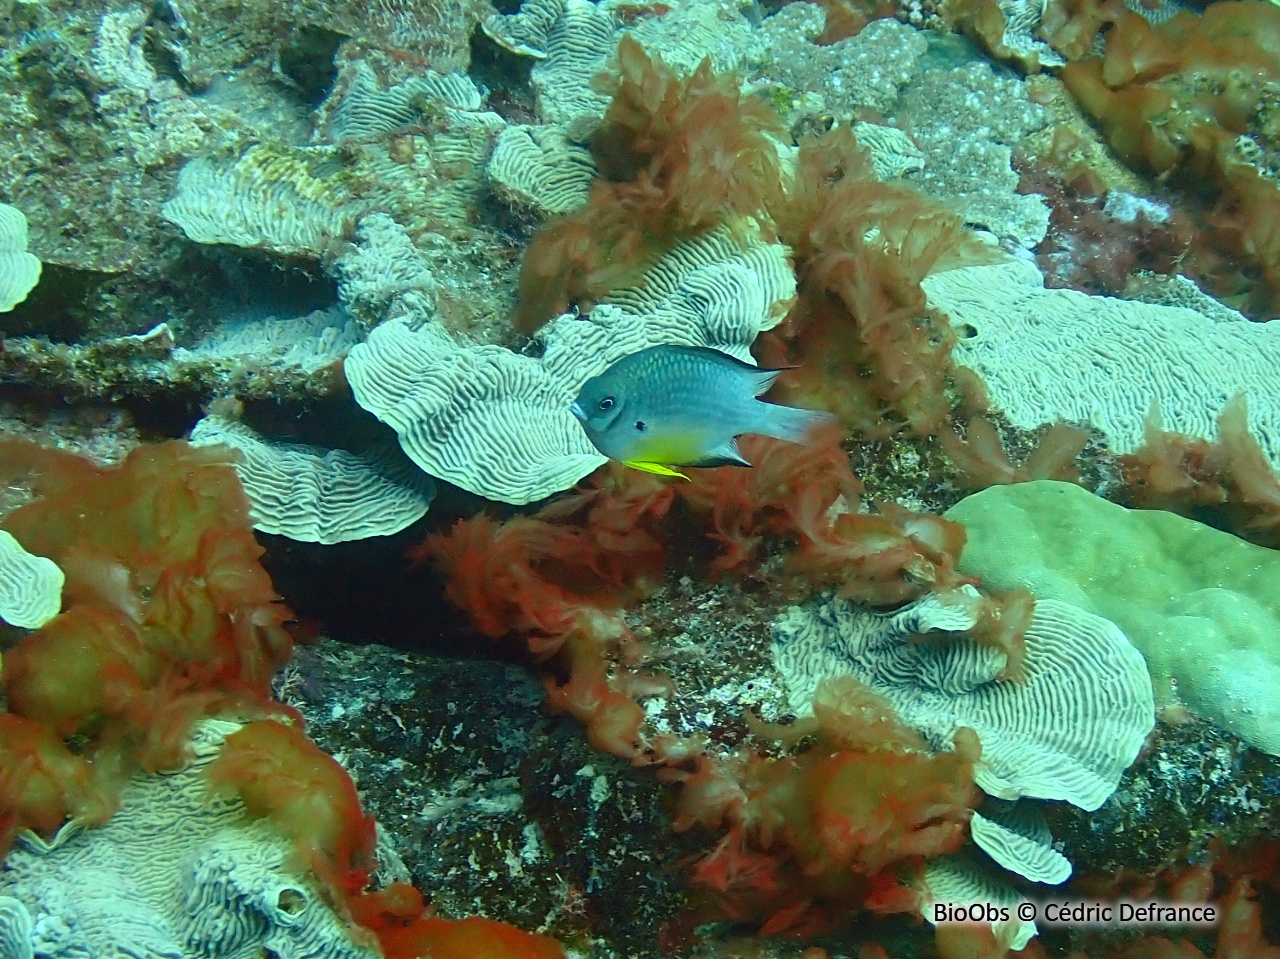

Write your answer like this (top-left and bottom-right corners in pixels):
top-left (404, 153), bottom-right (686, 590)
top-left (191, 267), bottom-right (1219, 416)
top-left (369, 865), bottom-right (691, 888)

top-left (570, 344), bottom-right (837, 479)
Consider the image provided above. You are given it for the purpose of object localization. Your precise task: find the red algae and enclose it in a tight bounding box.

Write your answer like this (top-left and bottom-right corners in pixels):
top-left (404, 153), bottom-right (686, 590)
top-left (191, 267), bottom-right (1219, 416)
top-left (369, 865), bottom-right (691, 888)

top-left (380, 915), bottom-right (566, 959)
top-left (665, 679), bottom-right (980, 937)
top-left (941, 417), bottom-right (1088, 490)
top-left (0, 440), bottom-right (294, 853)
top-left (515, 35), bottom-right (785, 332)
top-left (1057, 1), bottom-right (1280, 319)
top-left (759, 127), bottom-right (996, 438)
top-left (1117, 394), bottom-right (1280, 547)
top-left (206, 718), bottom-right (378, 901)
top-left (419, 465), bottom-right (676, 762)
top-left (0, 439), bottom-right (566, 956)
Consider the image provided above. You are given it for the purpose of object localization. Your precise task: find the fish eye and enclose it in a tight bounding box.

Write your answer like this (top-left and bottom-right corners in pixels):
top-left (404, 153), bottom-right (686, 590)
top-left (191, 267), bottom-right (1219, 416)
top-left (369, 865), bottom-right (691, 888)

top-left (598, 397), bottom-right (616, 411)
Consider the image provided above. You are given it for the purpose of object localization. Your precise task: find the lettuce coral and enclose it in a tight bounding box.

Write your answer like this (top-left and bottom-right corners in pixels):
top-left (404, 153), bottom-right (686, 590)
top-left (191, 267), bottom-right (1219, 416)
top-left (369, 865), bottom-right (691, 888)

top-left (928, 259), bottom-right (1280, 468)
top-left (0, 719), bottom-right (383, 959)
top-left (0, 531), bottom-right (63, 630)
top-left (772, 586), bottom-right (1154, 811)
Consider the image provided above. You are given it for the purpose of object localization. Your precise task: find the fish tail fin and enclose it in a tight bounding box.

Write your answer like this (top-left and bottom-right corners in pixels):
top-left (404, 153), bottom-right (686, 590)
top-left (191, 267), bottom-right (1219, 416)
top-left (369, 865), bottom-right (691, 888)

top-left (753, 403), bottom-right (839, 444)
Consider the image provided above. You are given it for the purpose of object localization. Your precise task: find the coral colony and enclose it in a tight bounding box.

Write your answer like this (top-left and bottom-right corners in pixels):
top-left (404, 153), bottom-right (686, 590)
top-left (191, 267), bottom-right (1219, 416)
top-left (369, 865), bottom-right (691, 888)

top-left (2, 0), bottom-right (1280, 958)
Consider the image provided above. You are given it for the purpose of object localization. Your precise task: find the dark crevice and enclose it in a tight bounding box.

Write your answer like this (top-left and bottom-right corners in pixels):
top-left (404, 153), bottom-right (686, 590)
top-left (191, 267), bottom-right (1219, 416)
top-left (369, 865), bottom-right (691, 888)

top-left (277, 25), bottom-right (346, 106)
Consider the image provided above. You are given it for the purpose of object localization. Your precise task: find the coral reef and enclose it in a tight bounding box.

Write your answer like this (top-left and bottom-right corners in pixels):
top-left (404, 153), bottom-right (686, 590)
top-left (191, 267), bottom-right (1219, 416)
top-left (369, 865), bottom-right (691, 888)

top-left (773, 587), bottom-right (1154, 812)
top-left (189, 413), bottom-right (435, 545)
top-left (897, 61), bottom-right (1053, 246)
top-left (2, 720), bottom-right (382, 959)
top-left (0, 314), bottom-right (352, 405)
top-left (0, 441), bottom-right (294, 848)
top-left (4, 1), bottom-right (1280, 957)
top-left (930, 259), bottom-right (1280, 465)
top-left (759, 126), bottom-right (993, 438)
top-left (0, 205), bottom-right (40, 313)
top-left (0, 440), bottom-right (568, 958)
top-left (513, 35), bottom-right (786, 333)
top-left (346, 231), bottom-right (794, 504)
top-left (0, 531), bottom-right (62, 631)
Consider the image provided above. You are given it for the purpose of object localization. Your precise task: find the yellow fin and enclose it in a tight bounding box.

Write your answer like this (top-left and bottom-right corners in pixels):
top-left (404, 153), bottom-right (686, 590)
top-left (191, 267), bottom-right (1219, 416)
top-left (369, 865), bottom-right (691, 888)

top-left (624, 460), bottom-right (691, 480)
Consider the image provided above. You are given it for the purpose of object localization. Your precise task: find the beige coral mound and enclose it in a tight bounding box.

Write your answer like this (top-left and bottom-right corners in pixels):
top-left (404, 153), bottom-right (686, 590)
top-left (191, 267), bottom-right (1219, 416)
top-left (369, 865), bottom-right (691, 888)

top-left (927, 259), bottom-right (1280, 467)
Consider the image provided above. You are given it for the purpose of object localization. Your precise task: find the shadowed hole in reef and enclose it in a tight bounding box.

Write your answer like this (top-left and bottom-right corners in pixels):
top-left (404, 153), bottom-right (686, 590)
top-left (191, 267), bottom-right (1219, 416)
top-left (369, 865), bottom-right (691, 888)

top-left (255, 458), bottom-right (513, 662)
top-left (277, 25), bottom-right (346, 106)
top-left (258, 518), bottom-right (503, 662)
top-left (468, 26), bottom-right (535, 125)
top-left (215, 396), bottom-right (495, 660)
top-left (2, 264), bottom-right (109, 341)
top-left (179, 245), bottom-right (340, 324)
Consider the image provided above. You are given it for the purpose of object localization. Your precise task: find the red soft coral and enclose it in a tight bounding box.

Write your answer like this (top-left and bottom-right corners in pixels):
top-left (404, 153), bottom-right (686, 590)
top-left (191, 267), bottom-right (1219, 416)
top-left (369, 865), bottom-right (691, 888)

top-left (758, 127), bottom-right (995, 438)
top-left (678, 428), bottom-right (863, 575)
top-left (207, 719), bottom-right (377, 903)
top-left (1117, 394), bottom-right (1280, 547)
top-left (941, 416), bottom-right (1089, 490)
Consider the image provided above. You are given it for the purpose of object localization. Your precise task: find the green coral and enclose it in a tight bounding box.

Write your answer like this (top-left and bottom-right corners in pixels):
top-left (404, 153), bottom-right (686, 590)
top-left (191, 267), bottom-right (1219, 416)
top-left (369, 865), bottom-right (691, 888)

top-left (945, 480), bottom-right (1280, 756)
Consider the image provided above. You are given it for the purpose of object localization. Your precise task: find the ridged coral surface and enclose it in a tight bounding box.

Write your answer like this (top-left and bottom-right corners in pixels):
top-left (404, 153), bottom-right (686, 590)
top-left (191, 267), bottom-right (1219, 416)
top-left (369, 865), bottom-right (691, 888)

top-left (930, 259), bottom-right (1280, 466)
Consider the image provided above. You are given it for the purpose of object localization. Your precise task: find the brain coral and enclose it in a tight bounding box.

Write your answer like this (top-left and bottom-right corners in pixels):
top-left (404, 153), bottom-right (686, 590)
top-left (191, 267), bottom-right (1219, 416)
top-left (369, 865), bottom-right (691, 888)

top-left (0, 720), bottom-right (379, 959)
top-left (0, 531), bottom-right (63, 631)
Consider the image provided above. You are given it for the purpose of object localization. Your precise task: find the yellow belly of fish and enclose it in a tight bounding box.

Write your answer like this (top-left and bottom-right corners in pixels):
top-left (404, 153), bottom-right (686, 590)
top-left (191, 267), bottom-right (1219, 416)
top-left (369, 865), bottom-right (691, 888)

top-left (621, 429), bottom-right (708, 466)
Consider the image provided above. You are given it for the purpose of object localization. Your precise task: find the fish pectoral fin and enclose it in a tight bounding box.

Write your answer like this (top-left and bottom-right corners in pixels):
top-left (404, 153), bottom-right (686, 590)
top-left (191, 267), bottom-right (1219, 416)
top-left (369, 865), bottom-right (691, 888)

top-left (624, 460), bottom-right (691, 480)
top-left (692, 439), bottom-right (752, 469)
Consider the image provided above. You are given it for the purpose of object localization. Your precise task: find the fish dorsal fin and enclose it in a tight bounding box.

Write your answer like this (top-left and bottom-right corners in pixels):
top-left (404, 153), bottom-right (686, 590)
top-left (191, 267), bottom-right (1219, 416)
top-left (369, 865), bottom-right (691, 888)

top-left (685, 346), bottom-right (792, 397)
top-left (749, 367), bottom-right (784, 397)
